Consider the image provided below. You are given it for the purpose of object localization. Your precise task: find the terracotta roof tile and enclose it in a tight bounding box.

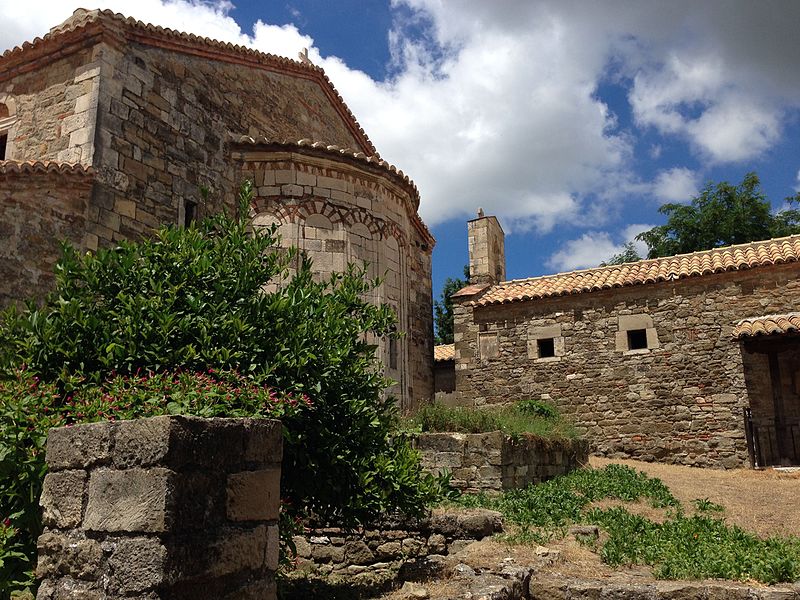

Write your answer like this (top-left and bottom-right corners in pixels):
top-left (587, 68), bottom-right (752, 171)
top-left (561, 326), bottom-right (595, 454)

top-left (434, 344), bottom-right (455, 362)
top-left (232, 137), bottom-right (434, 247)
top-left (452, 283), bottom-right (490, 298)
top-left (475, 235), bottom-right (800, 306)
top-left (733, 313), bottom-right (800, 339)
top-left (1, 9), bottom-right (376, 155)
top-left (0, 160), bottom-right (93, 177)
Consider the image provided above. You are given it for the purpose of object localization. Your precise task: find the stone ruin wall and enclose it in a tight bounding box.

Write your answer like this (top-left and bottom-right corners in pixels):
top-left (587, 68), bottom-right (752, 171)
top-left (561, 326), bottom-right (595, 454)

top-left (240, 152), bottom-right (434, 409)
top-left (37, 415), bottom-right (282, 600)
top-left (415, 431), bottom-right (589, 493)
top-left (454, 263), bottom-right (800, 468)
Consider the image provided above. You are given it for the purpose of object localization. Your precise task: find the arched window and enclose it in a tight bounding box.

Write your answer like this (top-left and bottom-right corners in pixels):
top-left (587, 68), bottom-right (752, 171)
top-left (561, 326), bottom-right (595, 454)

top-left (0, 99), bottom-right (17, 160)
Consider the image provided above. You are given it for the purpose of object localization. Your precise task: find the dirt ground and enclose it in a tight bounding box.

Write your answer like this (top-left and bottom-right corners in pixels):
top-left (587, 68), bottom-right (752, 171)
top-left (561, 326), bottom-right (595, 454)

top-left (380, 457), bottom-right (800, 597)
top-left (590, 456), bottom-right (800, 539)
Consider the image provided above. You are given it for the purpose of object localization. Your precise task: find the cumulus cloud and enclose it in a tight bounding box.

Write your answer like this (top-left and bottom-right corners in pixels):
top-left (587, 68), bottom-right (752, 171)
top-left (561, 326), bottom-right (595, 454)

top-left (3, 1), bottom-right (800, 230)
top-left (651, 167), bottom-right (699, 203)
top-left (547, 222), bottom-right (655, 271)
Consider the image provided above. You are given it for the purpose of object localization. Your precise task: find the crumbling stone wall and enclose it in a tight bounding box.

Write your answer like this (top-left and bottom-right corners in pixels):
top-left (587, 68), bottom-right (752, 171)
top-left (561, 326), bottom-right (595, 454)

top-left (290, 509), bottom-right (502, 586)
top-left (0, 167), bottom-right (92, 306)
top-left (454, 264), bottom-right (800, 468)
top-left (37, 415), bottom-right (282, 600)
top-left (416, 432), bottom-right (588, 492)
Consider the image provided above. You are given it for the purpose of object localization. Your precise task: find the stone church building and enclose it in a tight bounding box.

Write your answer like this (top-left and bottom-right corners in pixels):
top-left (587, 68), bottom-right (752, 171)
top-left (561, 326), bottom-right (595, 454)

top-left (452, 212), bottom-right (800, 469)
top-left (0, 9), bottom-right (434, 408)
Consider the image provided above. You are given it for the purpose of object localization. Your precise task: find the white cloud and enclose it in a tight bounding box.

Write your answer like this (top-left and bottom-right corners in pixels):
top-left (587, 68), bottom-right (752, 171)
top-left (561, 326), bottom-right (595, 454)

top-left (547, 222), bottom-right (655, 271)
top-left (546, 232), bottom-right (621, 272)
top-left (651, 167), bottom-right (699, 203)
top-left (3, 0), bottom-right (800, 229)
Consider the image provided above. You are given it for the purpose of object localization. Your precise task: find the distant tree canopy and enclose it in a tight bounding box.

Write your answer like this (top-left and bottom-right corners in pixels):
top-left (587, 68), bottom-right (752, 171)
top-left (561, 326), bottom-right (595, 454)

top-left (601, 242), bottom-right (642, 266)
top-left (636, 172), bottom-right (800, 259)
top-left (434, 265), bottom-right (470, 345)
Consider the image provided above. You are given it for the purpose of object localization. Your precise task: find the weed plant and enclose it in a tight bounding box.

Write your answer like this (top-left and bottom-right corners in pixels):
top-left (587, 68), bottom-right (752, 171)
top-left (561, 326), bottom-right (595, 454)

top-left (455, 464), bottom-right (800, 584)
top-left (406, 399), bottom-right (577, 440)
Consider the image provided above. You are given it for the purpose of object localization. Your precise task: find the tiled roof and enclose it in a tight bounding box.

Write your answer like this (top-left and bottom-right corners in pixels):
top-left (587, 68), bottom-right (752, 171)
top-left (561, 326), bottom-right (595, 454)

top-left (472, 235), bottom-right (800, 306)
top-left (0, 8), bottom-right (375, 155)
top-left (232, 137), bottom-right (434, 247)
top-left (733, 313), bottom-right (800, 339)
top-left (434, 344), bottom-right (455, 362)
top-left (0, 160), bottom-right (93, 177)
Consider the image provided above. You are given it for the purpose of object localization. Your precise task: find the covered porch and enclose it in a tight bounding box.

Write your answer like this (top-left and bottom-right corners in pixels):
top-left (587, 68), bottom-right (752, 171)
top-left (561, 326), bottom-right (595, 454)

top-left (736, 313), bottom-right (800, 467)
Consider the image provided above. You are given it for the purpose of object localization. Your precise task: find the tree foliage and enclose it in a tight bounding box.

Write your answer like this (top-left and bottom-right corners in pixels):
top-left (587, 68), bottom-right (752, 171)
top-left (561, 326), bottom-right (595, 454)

top-left (0, 181), bottom-right (448, 594)
top-left (636, 172), bottom-right (800, 259)
top-left (600, 242), bottom-right (642, 266)
top-left (433, 265), bottom-right (469, 345)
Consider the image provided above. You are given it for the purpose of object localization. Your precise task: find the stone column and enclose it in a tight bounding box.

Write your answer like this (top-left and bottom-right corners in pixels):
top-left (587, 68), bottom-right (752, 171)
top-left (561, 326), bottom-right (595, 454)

top-left (36, 415), bottom-right (282, 600)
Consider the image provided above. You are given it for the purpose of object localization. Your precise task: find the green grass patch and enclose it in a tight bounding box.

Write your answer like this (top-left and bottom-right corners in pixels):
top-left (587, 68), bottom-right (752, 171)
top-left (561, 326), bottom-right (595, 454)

top-left (404, 399), bottom-right (578, 440)
top-left (454, 464), bottom-right (800, 584)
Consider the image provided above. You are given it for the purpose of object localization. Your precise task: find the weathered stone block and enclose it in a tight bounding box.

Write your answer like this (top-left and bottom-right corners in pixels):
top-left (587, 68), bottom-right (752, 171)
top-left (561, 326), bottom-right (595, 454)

top-left (36, 532), bottom-right (102, 580)
top-left (40, 470), bottom-right (87, 529)
top-left (47, 422), bottom-right (111, 470)
top-left (84, 468), bottom-right (172, 532)
top-left (226, 468), bottom-right (281, 521)
top-left (113, 416), bottom-right (172, 468)
top-left (108, 537), bottom-right (167, 594)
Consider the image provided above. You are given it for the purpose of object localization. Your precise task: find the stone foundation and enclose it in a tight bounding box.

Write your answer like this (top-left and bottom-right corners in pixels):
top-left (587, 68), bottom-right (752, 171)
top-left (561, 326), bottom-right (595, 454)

top-left (288, 509), bottom-right (502, 589)
top-left (36, 415), bottom-right (282, 600)
top-left (415, 432), bottom-right (588, 492)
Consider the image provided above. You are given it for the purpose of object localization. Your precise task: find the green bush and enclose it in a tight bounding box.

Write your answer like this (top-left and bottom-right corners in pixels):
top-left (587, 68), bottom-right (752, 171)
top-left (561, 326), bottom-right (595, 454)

top-left (0, 181), bottom-right (448, 595)
top-left (407, 399), bottom-right (576, 439)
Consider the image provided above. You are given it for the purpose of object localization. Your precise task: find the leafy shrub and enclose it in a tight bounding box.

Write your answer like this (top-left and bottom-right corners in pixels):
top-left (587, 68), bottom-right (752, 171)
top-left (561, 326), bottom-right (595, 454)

top-left (0, 181), bottom-right (449, 593)
top-left (407, 399), bottom-right (576, 440)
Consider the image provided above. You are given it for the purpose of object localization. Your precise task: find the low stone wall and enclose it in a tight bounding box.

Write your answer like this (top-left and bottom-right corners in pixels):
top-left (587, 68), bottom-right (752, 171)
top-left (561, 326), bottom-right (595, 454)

top-left (416, 432), bottom-right (588, 492)
top-left (37, 415), bottom-right (282, 600)
top-left (288, 509), bottom-right (502, 589)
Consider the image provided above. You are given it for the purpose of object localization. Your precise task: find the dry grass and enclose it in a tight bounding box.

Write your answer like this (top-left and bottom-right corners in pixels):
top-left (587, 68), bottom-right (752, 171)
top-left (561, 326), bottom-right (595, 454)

top-left (590, 456), bottom-right (800, 538)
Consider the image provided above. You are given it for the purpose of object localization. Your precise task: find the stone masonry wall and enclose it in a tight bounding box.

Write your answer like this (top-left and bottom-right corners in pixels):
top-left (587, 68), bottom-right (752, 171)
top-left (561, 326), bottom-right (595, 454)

top-left (290, 509), bottom-right (502, 587)
top-left (37, 415), bottom-right (282, 600)
top-left (0, 169), bottom-right (92, 307)
top-left (1, 46), bottom-right (100, 166)
top-left (241, 151), bottom-right (434, 409)
top-left (454, 263), bottom-right (800, 468)
top-left (87, 37), bottom-right (367, 251)
top-left (416, 432), bottom-right (589, 492)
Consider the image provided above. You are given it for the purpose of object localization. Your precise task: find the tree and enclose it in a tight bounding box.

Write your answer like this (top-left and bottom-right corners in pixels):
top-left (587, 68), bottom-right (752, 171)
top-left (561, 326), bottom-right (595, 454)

top-left (433, 265), bottom-right (470, 344)
top-left (601, 242), bottom-right (642, 266)
top-left (636, 172), bottom-right (800, 259)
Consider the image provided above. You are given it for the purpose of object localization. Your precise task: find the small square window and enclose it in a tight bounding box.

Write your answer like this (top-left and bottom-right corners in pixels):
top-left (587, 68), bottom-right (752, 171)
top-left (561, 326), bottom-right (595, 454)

top-left (627, 329), bottom-right (648, 350)
top-left (537, 337), bottom-right (555, 358)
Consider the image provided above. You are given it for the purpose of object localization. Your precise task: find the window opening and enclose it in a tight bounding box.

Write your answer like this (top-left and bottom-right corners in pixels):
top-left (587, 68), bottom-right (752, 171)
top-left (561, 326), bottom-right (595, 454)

top-left (0, 132), bottom-right (7, 160)
top-left (627, 329), bottom-right (648, 350)
top-left (183, 200), bottom-right (197, 227)
top-left (537, 338), bottom-right (555, 358)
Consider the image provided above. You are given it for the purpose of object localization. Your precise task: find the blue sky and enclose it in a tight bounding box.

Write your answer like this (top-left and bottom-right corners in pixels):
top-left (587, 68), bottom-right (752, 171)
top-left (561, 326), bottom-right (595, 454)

top-left (4, 1), bottom-right (800, 305)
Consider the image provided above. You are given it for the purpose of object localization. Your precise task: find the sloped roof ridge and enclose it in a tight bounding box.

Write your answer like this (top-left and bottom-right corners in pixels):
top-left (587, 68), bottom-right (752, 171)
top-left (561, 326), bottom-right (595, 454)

top-left (233, 136), bottom-right (434, 246)
top-left (733, 312), bottom-right (800, 339)
top-left (1, 8), bottom-right (376, 155)
top-left (0, 159), bottom-right (94, 176)
top-left (476, 234), bottom-right (800, 306)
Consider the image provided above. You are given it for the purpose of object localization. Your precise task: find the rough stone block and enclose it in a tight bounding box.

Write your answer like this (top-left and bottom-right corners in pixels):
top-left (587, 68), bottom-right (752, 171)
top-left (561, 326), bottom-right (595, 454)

top-left (108, 537), bottom-right (167, 594)
top-left (113, 416), bottom-right (172, 468)
top-left (227, 468), bottom-right (281, 521)
top-left (36, 531), bottom-right (102, 580)
top-left (84, 468), bottom-right (172, 532)
top-left (40, 470), bottom-right (87, 529)
top-left (47, 422), bottom-right (112, 470)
